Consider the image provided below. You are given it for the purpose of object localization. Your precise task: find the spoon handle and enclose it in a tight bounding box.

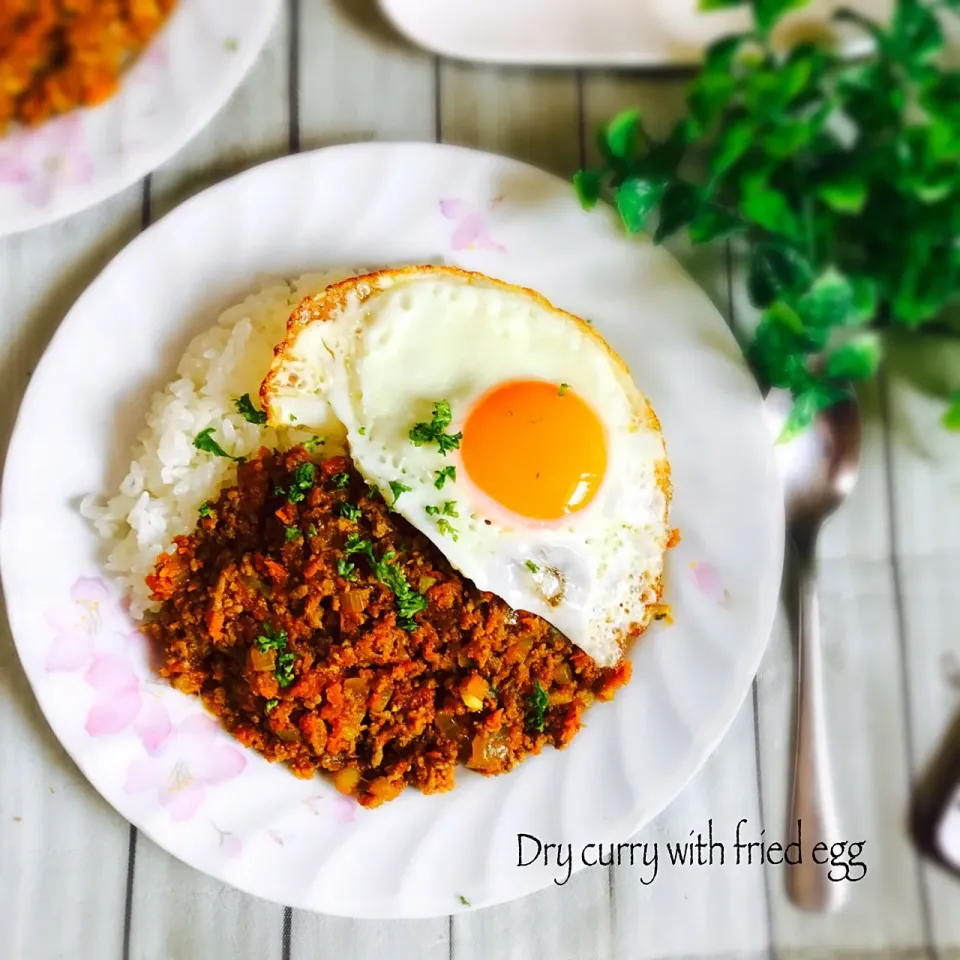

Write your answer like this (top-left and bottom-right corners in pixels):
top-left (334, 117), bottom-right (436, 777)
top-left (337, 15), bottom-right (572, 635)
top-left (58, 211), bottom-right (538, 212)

top-left (786, 547), bottom-right (847, 913)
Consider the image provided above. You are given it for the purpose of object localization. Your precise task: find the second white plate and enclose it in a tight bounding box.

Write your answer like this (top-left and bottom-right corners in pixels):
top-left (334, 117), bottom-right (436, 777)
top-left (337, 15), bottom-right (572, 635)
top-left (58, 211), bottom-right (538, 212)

top-left (379, 0), bottom-right (891, 67)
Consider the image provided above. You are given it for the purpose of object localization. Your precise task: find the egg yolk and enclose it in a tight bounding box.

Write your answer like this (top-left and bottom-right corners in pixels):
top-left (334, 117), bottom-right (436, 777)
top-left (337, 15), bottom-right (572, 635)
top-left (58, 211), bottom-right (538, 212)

top-left (460, 379), bottom-right (607, 521)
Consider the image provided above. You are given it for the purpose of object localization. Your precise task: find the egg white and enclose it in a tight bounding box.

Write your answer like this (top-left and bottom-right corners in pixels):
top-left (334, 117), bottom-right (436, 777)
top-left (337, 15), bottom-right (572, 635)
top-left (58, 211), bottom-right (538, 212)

top-left (262, 266), bottom-right (671, 667)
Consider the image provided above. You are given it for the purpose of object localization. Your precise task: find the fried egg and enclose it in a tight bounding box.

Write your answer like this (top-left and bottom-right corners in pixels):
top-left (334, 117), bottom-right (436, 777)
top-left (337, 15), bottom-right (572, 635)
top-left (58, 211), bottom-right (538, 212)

top-left (261, 266), bottom-right (671, 667)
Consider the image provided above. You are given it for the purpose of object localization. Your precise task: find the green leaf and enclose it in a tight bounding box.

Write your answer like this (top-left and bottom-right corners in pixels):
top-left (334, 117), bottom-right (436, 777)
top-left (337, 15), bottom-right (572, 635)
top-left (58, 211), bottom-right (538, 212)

top-left (709, 117), bottom-right (756, 181)
top-left (825, 333), bottom-right (883, 380)
top-left (892, 255), bottom-right (955, 327)
top-left (766, 299), bottom-right (805, 335)
top-left (615, 177), bottom-right (665, 233)
top-left (604, 108), bottom-right (643, 159)
top-left (752, 0), bottom-right (808, 35)
top-left (699, 0), bottom-right (748, 9)
top-left (747, 242), bottom-right (814, 308)
top-left (921, 72), bottom-right (960, 126)
top-left (942, 392), bottom-right (960, 430)
top-left (688, 204), bottom-right (746, 244)
top-left (687, 72), bottom-right (737, 139)
top-left (749, 314), bottom-right (810, 388)
top-left (816, 173), bottom-right (867, 214)
top-left (848, 276), bottom-right (880, 325)
top-left (653, 182), bottom-right (700, 244)
top-left (777, 381), bottom-right (848, 444)
top-left (796, 268), bottom-right (856, 329)
top-left (889, 0), bottom-right (943, 66)
top-left (573, 170), bottom-right (603, 209)
top-left (739, 183), bottom-right (801, 237)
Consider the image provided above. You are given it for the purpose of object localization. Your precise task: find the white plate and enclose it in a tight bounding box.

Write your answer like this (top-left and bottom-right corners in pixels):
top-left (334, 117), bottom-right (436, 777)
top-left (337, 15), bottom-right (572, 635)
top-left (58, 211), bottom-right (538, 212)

top-left (0, 142), bottom-right (783, 918)
top-left (379, 0), bottom-right (891, 66)
top-left (0, 0), bottom-right (281, 237)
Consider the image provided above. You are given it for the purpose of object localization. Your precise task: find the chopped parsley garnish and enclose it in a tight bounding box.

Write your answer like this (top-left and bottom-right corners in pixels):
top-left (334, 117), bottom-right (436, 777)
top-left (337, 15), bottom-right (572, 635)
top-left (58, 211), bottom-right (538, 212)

top-left (436, 518), bottom-right (459, 541)
top-left (358, 426), bottom-right (366, 435)
top-left (289, 414), bottom-right (298, 423)
top-left (193, 427), bottom-right (241, 461)
top-left (255, 623), bottom-right (288, 653)
top-left (265, 699), bottom-right (279, 712)
top-left (275, 651), bottom-right (296, 688)
top-left (367, 484), bottom-right (380, 500)
top-left (284, 525), bottom-right (301, 542)
top-left (338, 502), bottom-right (362, 522)
top-left (409, 400), bottom-right (463, 456)
top-left (307, 524), bottom-right (318, 537)
top-left (458, 895), bottom-right (470, 906)
top-left (434, 466), bottom-right (456, 489)
top-left (337, 558), bottom-right (357, 581)
top-left (234, 393), bottom-right (267, 424)
top-left (425, 505), bottom-right (440, 516)
top-left (279, 461), bottom-right (316, 504)
top-left (527, 680), bottom-right (549, 732)
top-left (389, 480), bottom-right (412, 503)
top-left (558, 383), bottom-right (571, 397)
top-left (331, 472), bottom-right (351, 489)
top-left (344, 533), bottom-right (370, 556)
top-left (304, 435), bottom-right (325, 453)
top-left (198, 501), bottom-right (214, 519)
top-left (343, 535), bottom-right (426, 630)
top-left (525, 560), bottom-right (539, 574)
top-left (441, 501), bottom-right (458, 518)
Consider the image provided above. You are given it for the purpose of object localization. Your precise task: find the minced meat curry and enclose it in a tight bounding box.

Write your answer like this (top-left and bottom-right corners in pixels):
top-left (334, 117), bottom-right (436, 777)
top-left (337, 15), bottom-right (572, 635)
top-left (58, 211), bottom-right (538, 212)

top-left (0, 0), bottom-right (178, 133)
top-left (146, 447), bottom-right (633, 807)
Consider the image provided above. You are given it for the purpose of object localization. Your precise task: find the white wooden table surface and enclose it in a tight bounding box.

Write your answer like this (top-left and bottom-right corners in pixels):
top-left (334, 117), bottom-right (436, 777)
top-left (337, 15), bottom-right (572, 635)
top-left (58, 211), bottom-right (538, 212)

top-left (2, 2), bottom-right (959, 958)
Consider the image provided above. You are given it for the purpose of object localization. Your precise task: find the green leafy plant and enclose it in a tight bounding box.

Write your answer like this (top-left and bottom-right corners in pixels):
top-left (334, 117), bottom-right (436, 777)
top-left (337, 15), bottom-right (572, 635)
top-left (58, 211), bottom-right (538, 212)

top-left (575, 0), bottom-right (960, 439)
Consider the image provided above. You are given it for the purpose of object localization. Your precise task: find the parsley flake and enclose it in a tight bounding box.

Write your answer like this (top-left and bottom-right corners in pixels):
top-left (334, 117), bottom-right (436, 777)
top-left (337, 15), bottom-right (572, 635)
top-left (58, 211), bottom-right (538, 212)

top-left (307, 524), bottom-right (318, 537)
top-left (265, 699), bottom-right (279, 712)
top-left (425, 505), bottom-right (440, 517)
top-left (527, 680), bottom-right (549, 732)
top-left (255, 623), bottom-right (288, 653)
top-left (338, 502), bottom-right (362, 522)
top-left (442, 501), bottom-right (458, 518)
top-left (199, 501), bottom-right (214, 519)
top-left (358, 426), bottom-right (366, 435)
top-left (304, 436), bottom-right (325, 453)
top-left (436, 518), bottom-right (459, 541)
top-left (234, 393), bottom-right (267, 424)
top-left (558, 383), bottom-right (571, 397)
top-left (276, 651), bottom-right (296, 688)
top-left (458, 895), bottom-right (470, 906)
top-left (389, 480), bottom-right (412, 503)
top-left (193, 427), bottom-right (241, 461)
top-left (282, 462), bottom-right (316, 504)
top-left (343, 535), bottom-right (426, 630)
top-left (434, 466), bottom-right (456, 489)
top-left (331, 472), bottom-right (351, 489)
top-left (409, 400), bottom-right (463, 456)
top-left (284, 525), bottom-right (301, 542)
top-left (525, 560), bottom-right (539, 574)
top-left (337, 558), bottom-right (357, 581)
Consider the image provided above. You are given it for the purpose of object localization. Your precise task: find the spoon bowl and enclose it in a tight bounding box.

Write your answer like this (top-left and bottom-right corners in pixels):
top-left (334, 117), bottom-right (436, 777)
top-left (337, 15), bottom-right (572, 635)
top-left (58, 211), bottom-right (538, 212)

top-left (765, 388), bottom-right (863, 539)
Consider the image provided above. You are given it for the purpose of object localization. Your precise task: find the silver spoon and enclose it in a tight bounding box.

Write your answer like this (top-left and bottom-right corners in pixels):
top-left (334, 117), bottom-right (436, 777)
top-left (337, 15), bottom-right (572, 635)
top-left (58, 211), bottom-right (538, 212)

top-left (765, 387), bottom-right (861, 913)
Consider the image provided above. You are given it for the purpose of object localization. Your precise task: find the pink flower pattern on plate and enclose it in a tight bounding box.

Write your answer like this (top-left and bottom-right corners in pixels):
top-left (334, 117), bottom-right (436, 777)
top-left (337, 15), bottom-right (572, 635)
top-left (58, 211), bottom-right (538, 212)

top-left (124, 715), bottom-right (247, 822)
top-left (47, 576), bottom-right (246, 821)
top-left (0, 114), bottom-right (93, 208)
top-left (45, 577), bottom-right (170, 746)
top-left (440, 199), bottom-right (505, 252)
top-left (690, 561), bottom-right (732, 608)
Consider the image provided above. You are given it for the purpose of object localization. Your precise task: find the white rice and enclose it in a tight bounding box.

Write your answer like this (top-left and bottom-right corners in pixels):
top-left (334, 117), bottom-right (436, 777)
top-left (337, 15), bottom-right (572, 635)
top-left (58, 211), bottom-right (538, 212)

top-left (80, 269), bottom-right (359, 619)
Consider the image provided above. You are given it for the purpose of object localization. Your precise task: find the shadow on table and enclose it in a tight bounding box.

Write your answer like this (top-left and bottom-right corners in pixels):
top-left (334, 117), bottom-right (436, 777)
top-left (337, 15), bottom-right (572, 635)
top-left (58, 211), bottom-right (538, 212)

top-left (332, 0), bottom-right (414, 49)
